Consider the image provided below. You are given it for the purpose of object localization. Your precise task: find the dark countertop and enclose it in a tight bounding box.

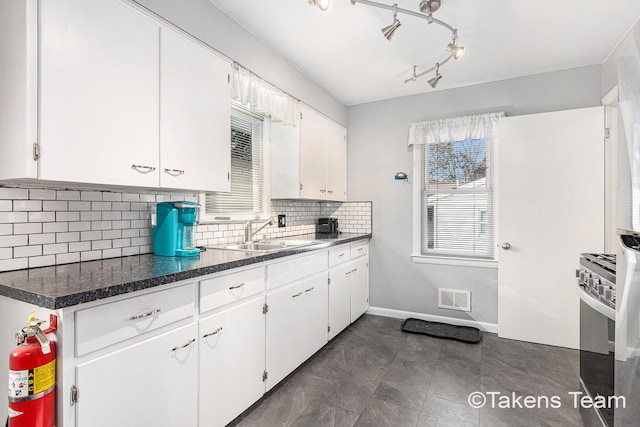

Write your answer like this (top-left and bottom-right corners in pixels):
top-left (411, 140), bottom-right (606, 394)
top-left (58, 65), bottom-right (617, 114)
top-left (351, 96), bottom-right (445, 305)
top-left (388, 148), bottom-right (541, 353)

top-left (0, 233), bottom-right (371, 309)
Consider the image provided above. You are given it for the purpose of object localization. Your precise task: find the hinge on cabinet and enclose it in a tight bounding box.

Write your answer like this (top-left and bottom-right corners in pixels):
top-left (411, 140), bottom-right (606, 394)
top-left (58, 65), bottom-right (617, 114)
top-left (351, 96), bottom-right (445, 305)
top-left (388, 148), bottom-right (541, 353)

top-left (328, 277), bottom-right (331, 285)
top-left (328, 325), bottom-right (331, 333)
top-left (70, 385), bottom-right (79, 406)
top-left (262, 370), bottom-right (268, 382)
top-left (33, 143), bottom-right (41, 160)
top-left (300, 183), bottom-right (303, 191)
top-left (227, 171), bottom-right (230, 181)
top-left (300, 112), bottom-right (303, 120)
top-left (605, 128), bottom-right (611, 139)
top-left (263, 303), bottom-right (269, 314)
top-left (228, 74), bottom-right (230, 84)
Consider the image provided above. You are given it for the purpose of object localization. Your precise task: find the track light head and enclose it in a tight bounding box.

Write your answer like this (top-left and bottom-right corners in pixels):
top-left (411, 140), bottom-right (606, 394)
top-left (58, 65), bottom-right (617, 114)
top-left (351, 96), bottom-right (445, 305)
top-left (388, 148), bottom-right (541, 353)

top-left (447, 43), bottom-right (465, 59)
top-left (308, 0), bottom-right (330, 11)
top-left (382, 18), bottom-right (402, 40)
top-left (419, 0), bottom-right (441, 14)
top-left (428, 63), bottom-right (441, 88)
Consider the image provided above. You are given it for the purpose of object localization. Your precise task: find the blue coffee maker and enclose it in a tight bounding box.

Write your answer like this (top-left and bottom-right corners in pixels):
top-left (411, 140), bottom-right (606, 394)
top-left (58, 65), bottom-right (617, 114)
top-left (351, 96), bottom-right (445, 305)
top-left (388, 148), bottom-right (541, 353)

top-left (152, 201), bottom-right (201, 257)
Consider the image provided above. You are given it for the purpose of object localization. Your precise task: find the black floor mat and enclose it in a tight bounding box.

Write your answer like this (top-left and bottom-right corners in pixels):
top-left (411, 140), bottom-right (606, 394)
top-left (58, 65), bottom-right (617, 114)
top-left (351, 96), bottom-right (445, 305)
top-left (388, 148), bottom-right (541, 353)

top-left (401, 318), bottom-right (482, 343)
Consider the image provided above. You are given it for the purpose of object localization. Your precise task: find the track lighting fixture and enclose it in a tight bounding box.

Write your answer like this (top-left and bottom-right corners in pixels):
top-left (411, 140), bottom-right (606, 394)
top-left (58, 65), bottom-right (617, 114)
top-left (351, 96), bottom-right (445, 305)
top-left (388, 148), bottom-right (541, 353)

top-left (427, 63), bottom-right (442, 88)
top-left (308, 0), bottom-right (464, 88)
top-left (381, 4), bottom-right (402, 41)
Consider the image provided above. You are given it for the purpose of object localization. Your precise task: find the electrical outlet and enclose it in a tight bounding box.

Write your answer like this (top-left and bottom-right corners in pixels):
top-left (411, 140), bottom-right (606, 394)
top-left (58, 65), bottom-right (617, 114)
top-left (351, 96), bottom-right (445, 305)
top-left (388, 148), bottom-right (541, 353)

top-left (278, 214), bottom-right (286, 228)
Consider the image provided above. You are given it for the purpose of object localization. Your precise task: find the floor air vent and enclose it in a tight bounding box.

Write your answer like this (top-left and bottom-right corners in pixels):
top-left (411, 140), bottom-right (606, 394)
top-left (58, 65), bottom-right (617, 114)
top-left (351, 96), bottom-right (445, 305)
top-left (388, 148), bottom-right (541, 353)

top-left (438, 288), bottom-right (471, 312)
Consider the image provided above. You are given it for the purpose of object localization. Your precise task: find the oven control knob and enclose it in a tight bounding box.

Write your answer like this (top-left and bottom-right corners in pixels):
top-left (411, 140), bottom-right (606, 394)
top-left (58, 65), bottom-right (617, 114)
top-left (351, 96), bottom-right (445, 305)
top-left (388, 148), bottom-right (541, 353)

top-left (589, 276), bottom-right (601, 288)
top-left (576, 269), bottom-right (580, 278)
top-left (597, 284), bottom-right (606, 296)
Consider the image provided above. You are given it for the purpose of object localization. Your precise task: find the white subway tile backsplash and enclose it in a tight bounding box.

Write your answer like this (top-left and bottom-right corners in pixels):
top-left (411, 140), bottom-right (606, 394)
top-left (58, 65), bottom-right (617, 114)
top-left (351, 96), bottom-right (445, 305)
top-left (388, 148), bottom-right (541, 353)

top-left (0, 185), bottom-right (371, 272)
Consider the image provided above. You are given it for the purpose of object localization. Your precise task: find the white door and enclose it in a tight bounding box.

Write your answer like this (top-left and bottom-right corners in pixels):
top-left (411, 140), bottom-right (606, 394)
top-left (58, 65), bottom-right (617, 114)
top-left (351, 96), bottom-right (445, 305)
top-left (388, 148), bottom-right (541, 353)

top-left (265, 282), bottom-right (303, 390)
top-left (301, 272), bottom-right (329, 360)
top-left (350, 257), bottom-right (369, 322)
top-left (159, 27), bottom-right (231, 192)
top-left (300, 106), bottom-right (327, 200)
top-left (498, 107), bottom-right (604, 349)
top-left (39, 0), bottom-right (159, 187)
top-left (328, 263), bottom-right (352, 340)
top-left (326, 120), bottom-right (347, 202)
top-left (199, 296), bottom-right (265, 427)
top-left (76, 323), bottom-right (198, 427)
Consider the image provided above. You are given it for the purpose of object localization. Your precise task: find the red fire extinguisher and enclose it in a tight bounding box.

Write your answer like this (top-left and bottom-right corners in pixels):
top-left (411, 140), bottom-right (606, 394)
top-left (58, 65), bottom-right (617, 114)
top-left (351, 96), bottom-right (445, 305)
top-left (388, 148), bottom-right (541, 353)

top-left (8, 313), bottom-right (57, 427)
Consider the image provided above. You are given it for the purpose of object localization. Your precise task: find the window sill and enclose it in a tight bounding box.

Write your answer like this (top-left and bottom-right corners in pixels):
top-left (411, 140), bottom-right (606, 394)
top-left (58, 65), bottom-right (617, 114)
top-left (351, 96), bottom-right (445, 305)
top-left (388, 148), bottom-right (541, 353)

top-left (411, 254), bottom-right (498, 269)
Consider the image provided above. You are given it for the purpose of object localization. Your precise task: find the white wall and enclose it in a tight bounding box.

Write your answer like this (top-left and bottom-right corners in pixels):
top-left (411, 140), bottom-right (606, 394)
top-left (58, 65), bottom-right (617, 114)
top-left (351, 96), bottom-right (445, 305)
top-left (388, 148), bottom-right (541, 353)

top-left (347, 65), bottom-right (603, 324)
top-left (131, 0), bottom-right (347, 125)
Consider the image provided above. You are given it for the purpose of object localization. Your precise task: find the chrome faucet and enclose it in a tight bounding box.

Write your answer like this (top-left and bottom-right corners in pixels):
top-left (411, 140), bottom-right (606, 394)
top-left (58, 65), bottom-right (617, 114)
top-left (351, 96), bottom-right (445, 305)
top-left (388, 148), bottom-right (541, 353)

top-left (244, 217), bottom-right (274, 242)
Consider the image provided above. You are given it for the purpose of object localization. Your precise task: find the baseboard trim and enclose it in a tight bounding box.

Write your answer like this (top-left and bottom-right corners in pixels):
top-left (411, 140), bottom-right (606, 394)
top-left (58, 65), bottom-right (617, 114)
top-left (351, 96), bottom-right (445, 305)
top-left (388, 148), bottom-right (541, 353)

top-left (366, 306), bottom-right (499, 333)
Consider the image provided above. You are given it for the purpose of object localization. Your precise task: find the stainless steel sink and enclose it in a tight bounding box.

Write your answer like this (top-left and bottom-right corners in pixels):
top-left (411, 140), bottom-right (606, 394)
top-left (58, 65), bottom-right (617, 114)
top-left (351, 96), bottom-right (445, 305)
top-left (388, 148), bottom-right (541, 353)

top-left (212, 239), bottom-right (319, 254)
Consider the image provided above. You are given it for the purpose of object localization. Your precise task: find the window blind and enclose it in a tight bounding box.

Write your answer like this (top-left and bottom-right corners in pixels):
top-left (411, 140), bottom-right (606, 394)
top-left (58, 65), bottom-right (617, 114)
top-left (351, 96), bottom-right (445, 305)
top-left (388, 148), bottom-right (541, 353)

top-left (205, 108), bottom-right (264, 215)
top-left (420, 137), bottom-right (494, 258)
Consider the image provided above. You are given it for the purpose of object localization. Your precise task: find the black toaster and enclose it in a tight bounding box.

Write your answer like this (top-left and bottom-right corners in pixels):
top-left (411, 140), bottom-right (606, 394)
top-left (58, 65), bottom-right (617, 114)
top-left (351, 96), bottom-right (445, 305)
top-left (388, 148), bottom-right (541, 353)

top-left (316, 217), bottom-right (339, 234)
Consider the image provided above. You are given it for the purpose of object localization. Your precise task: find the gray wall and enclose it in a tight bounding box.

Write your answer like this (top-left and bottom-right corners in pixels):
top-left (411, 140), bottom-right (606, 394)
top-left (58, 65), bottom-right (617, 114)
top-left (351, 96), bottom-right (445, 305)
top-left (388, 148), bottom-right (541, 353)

top-left (131, 0), bottom-right (347, 125)
top-left (347, 65), bottom-right (603, 324)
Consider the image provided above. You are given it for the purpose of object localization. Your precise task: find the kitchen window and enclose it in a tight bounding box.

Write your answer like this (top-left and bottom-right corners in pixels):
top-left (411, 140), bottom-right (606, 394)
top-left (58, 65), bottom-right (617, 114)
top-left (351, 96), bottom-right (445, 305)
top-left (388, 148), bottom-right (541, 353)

top-left (410, 112), bottom-right (502, 265)
top-left (203, 106), bottom-right (265, 218)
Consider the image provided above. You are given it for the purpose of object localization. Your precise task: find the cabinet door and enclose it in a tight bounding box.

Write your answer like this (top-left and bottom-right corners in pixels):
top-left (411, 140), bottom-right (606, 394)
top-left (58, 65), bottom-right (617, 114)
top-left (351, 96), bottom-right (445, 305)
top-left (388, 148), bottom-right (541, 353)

top-left (302, 272), bottom-right (329, 361)
top-left (39, 0), bottom-right (159, 187)
top-left (328, 264), bottom-right (352, 340)
top-left (199, 296), bottom-right (265, 427)
top-left (160, 27), bottom-right (231, 192)
top-left (265, 282), bottom-right (303, 390)
top-left (75, 323), bottom-right (198, 427)
top-left (350, 257), bottom-right (369, 322)
top-left (300, 106), bottom-right (327, 200)
top-left (325, 120), bottom-right (347, 202)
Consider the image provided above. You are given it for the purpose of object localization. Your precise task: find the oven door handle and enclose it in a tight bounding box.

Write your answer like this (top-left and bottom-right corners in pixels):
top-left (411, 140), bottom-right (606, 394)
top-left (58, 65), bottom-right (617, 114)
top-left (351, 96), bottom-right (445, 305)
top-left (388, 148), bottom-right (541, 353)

top-left (577, 286), bottom-right (616, 321)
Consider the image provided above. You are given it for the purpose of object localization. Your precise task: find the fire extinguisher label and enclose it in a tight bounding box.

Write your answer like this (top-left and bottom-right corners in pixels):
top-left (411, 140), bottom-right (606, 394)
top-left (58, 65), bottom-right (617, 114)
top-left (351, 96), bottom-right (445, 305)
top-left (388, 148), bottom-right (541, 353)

top-left (7, 407), bottom-right (24, 418)
top-left (8, 359), bottom-right (56, 398)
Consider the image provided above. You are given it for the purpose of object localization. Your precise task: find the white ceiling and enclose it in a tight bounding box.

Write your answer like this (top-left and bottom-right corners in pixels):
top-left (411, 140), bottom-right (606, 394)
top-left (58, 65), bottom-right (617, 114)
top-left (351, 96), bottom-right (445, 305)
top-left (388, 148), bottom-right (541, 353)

top-left (209, 0), bottom-right (640, 106)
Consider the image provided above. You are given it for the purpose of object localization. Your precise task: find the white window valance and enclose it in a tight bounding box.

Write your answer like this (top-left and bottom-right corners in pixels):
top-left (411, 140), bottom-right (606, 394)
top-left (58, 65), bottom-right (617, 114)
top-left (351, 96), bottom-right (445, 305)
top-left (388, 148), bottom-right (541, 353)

top-left (230, 63), bottom-right (300, 126)
top-left (408, 112), bottom-right (505, 146)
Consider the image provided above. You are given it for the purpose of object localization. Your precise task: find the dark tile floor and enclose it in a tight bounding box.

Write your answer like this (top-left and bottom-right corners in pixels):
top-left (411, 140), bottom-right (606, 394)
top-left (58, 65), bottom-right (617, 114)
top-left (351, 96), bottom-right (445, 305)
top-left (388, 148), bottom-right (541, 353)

top-left (232, 314), bottom-right (583, 427)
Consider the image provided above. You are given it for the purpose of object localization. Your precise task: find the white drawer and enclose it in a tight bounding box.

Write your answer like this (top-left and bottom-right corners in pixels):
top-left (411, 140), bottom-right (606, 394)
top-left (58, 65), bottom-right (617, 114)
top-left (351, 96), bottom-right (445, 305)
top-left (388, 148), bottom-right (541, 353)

top-left (266, 251), bottom-right (328, 290)
top-left (328, 245), bottom-right (350, 267)
top-left (75, 283), bottom-right (195, 356)
top-left (350, 242), bottom-right (368, 259)
top-left (200, 266), bottom-right (265, 313)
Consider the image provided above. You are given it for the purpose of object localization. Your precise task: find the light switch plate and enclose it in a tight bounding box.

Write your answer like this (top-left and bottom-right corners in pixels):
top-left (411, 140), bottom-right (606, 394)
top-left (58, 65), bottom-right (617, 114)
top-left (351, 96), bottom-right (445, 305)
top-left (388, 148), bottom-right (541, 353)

top-left (278, 214), bottom-right (286, 228)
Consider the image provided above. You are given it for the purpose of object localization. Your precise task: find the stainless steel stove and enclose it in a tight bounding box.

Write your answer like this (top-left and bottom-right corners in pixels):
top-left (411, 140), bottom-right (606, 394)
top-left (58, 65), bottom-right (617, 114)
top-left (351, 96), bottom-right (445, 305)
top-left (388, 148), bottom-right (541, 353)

top-left (577, 253), bottom-right (616, 427)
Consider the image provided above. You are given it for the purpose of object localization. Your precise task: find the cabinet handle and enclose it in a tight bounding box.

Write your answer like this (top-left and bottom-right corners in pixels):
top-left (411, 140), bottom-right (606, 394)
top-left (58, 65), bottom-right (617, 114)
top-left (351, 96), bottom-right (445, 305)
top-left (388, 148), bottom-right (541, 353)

top-left (228, 283), bottom-right (245, 290)
top-left (358, 247), bottom-right (364, 252)
top-left (346, 271), bottom-right (352, 276)
top-left (352, 268), bottom-right (358, 273)
top-left (319, 189), bottom-right (326, 193)
top-left (164, 168), bottom-right (185, 176)
top-left (203, 327), bottom-right (223, 339)
top-left (305, 287), bottom-right (315, 293)
top-left (171, 338), bottom-right (196, 352)
top-left (327, 190), bottom-right (334, 194)
top-left (338, 253), bottom-right (345, 258)
top-left (129, 308), bottom-right (161, 320)
top-left (131, 164), bottom-right (156, 173)
top-left (292, 292), bottom-right (303, 298)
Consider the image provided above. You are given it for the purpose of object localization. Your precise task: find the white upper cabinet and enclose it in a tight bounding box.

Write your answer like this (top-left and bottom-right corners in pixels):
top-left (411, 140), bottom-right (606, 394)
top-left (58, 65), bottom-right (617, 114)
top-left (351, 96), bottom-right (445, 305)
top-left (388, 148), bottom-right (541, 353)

top-left (0, 0), bottom-right (232, 192)
top-left (271, 104), bottom-right (347, 201)
top-left (39, 0), bottom-right (160, 187)
top-left (159, 27), bottom-right (231, 192)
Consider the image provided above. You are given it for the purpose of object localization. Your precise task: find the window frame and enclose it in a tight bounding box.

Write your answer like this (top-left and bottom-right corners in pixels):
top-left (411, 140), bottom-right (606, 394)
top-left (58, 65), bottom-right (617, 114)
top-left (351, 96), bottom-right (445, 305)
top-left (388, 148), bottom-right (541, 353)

top-left (199, 106), bottom-right (270, 224)
top-left (412, 139), bottom-right (498, 269)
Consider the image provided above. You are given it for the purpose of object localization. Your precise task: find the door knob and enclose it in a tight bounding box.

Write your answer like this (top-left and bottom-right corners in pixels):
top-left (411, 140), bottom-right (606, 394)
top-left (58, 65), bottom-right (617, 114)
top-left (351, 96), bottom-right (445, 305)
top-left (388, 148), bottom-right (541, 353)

top-left (501, 242), bottom-right (511, 250)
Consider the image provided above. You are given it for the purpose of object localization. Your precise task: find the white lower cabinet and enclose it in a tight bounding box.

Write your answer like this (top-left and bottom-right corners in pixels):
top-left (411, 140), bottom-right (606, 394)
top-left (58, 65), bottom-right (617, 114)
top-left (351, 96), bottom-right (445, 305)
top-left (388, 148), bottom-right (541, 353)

top-left (328, 263), bottom-right (352, 340)
top-left (265, 281), bottom-right (304, 391)
top-left (302, 272), bottom-right (329, 361)
top-left (75, 323), bottom-right (198, 427)
top-left (199, 295), bottom-right (265, 427)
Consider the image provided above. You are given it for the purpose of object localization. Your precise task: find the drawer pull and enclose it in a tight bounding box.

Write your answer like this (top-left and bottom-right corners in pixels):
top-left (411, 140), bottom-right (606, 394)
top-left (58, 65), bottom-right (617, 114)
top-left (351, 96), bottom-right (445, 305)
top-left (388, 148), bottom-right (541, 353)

top-left (304, 287), bottom-right (315, 293)
top-left (172, 338), bottom-right (196, 352)
top-left (203, 327), bottom-right (223, 339)
top-left (338, 253), bottom-right (345, 258)
top-left (292, 292), bottom-right (303, 298)
top-left (229, 283), bottom-right (245, 290)
top-left (164, 168), bottom-right (185, 176)
top-left (346, 271), bottom-right (352, 276)
top-left (358, 247), bottom-right (364, 252)
top-left (131, 164), bottom-right (156, 173)
top-left (130, 308), bottom-right (161, 320)
top-left (352, 268), bottom-right (358, 273)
